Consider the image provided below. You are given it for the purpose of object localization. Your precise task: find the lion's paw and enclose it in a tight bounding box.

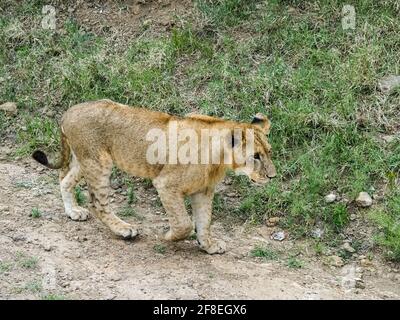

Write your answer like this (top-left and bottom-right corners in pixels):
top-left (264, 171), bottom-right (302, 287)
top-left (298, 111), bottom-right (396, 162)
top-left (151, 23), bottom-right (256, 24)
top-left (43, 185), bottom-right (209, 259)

top-left (69, 207), bottom-right (89, 221)
top-left (114, 223), bottom-right (139, 240)
top-left (202, 240), bottom-right (226, 254)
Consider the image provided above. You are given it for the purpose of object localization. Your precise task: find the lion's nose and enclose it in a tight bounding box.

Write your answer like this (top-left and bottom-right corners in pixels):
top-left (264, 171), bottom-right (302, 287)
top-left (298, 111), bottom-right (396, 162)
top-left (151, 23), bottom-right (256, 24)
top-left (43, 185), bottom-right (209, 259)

top-left (267, 164), bottom-right (277, 178)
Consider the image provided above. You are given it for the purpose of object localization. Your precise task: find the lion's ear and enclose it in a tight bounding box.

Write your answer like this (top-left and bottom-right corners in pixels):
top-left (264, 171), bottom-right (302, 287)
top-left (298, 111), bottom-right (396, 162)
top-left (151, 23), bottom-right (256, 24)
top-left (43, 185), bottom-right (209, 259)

top-left (251, 113), bottom-right (270, 134)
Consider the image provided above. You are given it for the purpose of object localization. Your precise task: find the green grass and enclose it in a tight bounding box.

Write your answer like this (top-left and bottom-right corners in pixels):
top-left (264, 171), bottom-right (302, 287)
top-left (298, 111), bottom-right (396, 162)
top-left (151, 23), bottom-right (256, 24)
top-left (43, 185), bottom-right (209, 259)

top-left (24, 279), bottom-right (43, 293)
top-left (126, 182), bottom-right (137, 205)
top-left (1, 0), bottom-right (399, 259)
top-left (250, 245), bottom-right (279, 260)
top-left (74, 186), bottom-right (87, 206)
top-left (30, 207), bottom-right (42, 218)
top-left (153, 244), bottom-right (167, 254)
top-left (17, 252), bottom-right (38, 269)
top-left (287, 256), bottom-right (304, 269)
top-left (0, 261), bottom-right (12, 273)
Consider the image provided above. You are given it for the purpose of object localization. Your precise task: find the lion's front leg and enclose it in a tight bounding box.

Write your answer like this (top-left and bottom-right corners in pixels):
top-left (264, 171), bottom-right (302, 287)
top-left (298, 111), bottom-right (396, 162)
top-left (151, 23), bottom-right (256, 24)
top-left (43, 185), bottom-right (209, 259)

top-left (190, 190), bottom-right (226, 254)
top-left (153, 177), bottom-right (193, 241)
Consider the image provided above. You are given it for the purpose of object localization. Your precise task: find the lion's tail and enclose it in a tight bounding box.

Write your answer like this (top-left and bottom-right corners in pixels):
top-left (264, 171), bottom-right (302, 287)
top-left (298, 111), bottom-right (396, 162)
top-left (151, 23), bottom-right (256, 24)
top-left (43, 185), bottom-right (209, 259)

top-left (32, 131), bottom-right (70, 169)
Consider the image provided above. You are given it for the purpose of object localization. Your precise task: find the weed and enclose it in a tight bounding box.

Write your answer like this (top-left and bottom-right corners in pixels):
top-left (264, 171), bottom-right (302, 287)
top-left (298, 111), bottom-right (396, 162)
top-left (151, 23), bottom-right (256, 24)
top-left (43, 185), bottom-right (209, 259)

top-left (250, 245), bottom-right (279, 260)
top-left (153, 244), bottom-right (166, 254)
top-left (74, 186), bottom-right (87, 206)
top-left (30, 207), bottom-right (41, 218)
top-left (287, 256), bottom-right (304, 269)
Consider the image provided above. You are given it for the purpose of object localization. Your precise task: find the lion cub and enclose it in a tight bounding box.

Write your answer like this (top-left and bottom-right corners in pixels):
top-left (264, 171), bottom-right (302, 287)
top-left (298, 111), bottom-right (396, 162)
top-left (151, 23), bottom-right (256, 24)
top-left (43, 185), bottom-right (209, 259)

top-left (33, 99), bottom-right (276, 254)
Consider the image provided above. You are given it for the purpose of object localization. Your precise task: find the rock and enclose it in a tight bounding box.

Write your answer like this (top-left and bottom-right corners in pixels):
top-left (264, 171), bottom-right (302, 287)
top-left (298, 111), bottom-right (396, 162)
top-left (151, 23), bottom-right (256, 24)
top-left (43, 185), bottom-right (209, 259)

top-left (342, 242), bottom-right (356, 253)
top-left (350, 214), bottom-right (357, 221)
top-left (270, 230), bottom-right (286, 241)
top-left (46, 109), bottom-right (55, 117)
top-left (109, 274), bottom-right (122, 282)
top-left (381, 135), bottom-right (397, 143)
top-left (356, 192), bottom-right (372, 207)
top-left (355, 278), bottom-right (365, 289)
top-left (43, 244), bottom-right (52, 252)
top-left (325, 193), bottom-right (336, 203)
top-left (266, 217), bottom-right (280, 227)
top-left (0, 102), bottom-right (18, 116)
top-left (360, 258), bottom-right (373, 268)
top-left (311, 228), bottom-right (324, 239)
top-left (328, 255), bottom-right (344, 267)
top-left (132, 5), bottom-right (140, 15)
top-left (142, 19), bottom-right (152, 28)
top-left (159, 17), bottom-right (172, 26)
top-left (378, 75), bottom-right (400, 94)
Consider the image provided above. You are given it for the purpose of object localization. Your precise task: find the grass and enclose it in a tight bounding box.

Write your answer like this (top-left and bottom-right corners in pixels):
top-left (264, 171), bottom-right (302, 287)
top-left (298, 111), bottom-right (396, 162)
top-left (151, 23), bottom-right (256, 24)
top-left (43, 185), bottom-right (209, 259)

top-left (0, 1), bottom-right (399, 259)
top-left (17, 252), bottom-right (38, 269)
top-left (153, 244), bottom-right (167, 254)
top-left (0, 261), bottom-right (12, 273)
top-left (24, 279), bottom-right (43, 293)
top-left (30, 207), bottom-right (42, 218)
top-left (74, 186), bottom-right (87, 206)
top-left (287, 256), bottom-right (304, 269)
top-left (250, 245), bottom-right (279, 260)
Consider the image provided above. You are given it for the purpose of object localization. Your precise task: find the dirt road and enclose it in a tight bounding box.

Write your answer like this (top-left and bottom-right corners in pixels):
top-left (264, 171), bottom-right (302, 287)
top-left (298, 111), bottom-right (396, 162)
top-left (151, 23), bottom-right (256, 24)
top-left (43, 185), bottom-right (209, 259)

top-left (0, 158), bottom-right (399, 299)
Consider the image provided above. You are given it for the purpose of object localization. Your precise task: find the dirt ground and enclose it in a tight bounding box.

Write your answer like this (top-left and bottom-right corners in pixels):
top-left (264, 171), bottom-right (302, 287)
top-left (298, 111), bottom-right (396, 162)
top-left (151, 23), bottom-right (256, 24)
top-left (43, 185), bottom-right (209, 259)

top-left (1, 0), bottom-right (399, 300)
top-left (0, 154), bottom-right (399, 300)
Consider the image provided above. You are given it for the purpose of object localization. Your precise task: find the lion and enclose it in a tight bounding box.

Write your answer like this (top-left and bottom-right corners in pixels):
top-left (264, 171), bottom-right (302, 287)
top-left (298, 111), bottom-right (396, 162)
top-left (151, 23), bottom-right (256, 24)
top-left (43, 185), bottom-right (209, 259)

top-left (32, 99), bottom-right (276, 254)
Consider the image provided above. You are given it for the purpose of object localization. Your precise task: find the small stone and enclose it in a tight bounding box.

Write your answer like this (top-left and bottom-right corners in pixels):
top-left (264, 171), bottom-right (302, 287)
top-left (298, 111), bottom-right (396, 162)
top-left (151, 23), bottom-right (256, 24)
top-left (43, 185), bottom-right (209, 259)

top-left (360, 258), bottom-right (373, 268)
top-left (355, 278), bottom-right (365, 289)
top-left (142, 19), bottom-right (152, 28)
top-left (0, 205), bottom-right (10, 212)
top-left (311, 228), bottom-right (324, 239)
top-left (325, 193), bottom-right (336, 203)
top-left (270, 230), bottom-right (286, 241)
top-left (378, 75), bottom-right (400, 94)
top-left (159, 17), bottom-right (171, 26)
top-left (109, 274), bottom-right (122, 282)
top-left (132, 5), bottom-right (140, 15)
top-left (381, 135), bottom-right (397, 143)
top-left (350, 214), bottom-right (357, 221)
top-left (266, 217), bottom-right (280, 227)
top-left (328, 255), bottom-right (344, 267)
top-left (0, 102), bottom-right (18, 116)
top-left (46, 110), bottom-right (55, 117)
top-left (342, 242), bottom-right (356, 253)
top-left (356, 192), bottom-right (373, 207)
top-left (43, 244), bottom-right (52, 251)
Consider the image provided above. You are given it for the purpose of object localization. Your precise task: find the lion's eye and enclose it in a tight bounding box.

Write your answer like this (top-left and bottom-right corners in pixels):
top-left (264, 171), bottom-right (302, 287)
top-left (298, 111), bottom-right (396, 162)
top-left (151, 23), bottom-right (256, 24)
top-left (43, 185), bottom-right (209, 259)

top-left (254, 153), bottom-right (261, 160)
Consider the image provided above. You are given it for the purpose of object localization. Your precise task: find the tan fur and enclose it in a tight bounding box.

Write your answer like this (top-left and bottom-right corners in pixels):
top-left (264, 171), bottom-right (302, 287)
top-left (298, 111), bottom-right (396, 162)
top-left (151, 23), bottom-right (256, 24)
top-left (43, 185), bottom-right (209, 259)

top-left (34, 99), bottom-right (276, 254)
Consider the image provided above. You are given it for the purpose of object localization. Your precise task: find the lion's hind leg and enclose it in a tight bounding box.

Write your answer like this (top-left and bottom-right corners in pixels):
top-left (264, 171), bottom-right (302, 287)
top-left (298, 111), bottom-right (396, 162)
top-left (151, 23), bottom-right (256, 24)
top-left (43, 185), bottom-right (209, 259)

top-left (59, 153), bottom-right (89, 221)
top-left (80, 156), bottom-right (138, 239)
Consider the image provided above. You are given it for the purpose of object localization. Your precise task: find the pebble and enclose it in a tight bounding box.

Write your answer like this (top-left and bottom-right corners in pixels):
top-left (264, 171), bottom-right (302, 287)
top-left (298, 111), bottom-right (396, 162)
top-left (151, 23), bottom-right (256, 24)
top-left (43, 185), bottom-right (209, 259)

top-left (378, 75), bottom-right (400, 94)
top-left (355, 278), bottom-right (366, 289)
top-left (328, 255), bottom-right (344, 267)
top-left (0, 102), bottom-right (17, 116)
top-left (109, 274), bottom-right (122, 282)
top-left (266, 217), bottom-right (280, 227)
top-left (342, 242), bottom-right (356, 253)
top-left (324, 193), bottom-right (336, 203)
top-left (360, 258), bottom-right (373, 267)
top-left (356, 192), bottom-right (373, 207)
top-left (311, 228), bottom-right (324, 239)
top-left (270, 230), bottom-right (286, 241)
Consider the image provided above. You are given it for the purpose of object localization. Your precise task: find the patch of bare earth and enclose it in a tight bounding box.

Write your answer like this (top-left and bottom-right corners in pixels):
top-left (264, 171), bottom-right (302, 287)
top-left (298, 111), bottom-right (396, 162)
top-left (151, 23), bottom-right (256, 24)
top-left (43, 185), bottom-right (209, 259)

top-left (0, 157), bottom-right (399, 300)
